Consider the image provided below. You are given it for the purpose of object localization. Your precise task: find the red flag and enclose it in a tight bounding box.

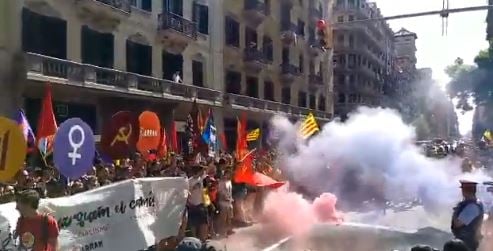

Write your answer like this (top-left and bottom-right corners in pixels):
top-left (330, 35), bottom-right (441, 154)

top-left (219, 132), bottom-right (228, 151)
top-left (157, 128), bottom-right (167, 158)
top-left (252, 172), bottom-right (285, 189)
top-left (234, 148), bottom-right (256, 183)
top-left (235, 113), bottom-right (248, 160)
top-left (169, 121), bottom-right (178, 153)
top-left (36, 84), bottom-right (57, 155)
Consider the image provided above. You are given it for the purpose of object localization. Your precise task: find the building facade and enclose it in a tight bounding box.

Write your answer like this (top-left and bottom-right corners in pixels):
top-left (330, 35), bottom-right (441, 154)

top-left (331, 0), bottom-right (394, 119)
top-left (0, 0), bottom-right (334, 150)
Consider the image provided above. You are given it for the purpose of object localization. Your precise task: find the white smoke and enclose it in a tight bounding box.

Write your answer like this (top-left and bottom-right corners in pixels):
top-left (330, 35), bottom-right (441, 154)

top-left (269, 107), bottom-right (491, 213)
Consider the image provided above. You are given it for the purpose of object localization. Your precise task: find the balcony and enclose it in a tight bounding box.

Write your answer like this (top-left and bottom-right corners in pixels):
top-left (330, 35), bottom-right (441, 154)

top-left (25, 53), bottom-right (221, 105)
top-left (243, 0), bottom-right (266, 27)
top-left (308, 35), bottom-right (323, 56)
top-left (223, 93), bottom-right (332, 121)
top-left (309, 74), bottom-right (324, 86)
top-left (280, 22), bottom-right (297, 45)
top-left (158, 12), bottom-right (197, 53)
top-left (243, 48), bottom-right (266, 72)
top-left (75, 0), bottom-right (131, 30)
top-left (279, 63), bottom-right (300, 83)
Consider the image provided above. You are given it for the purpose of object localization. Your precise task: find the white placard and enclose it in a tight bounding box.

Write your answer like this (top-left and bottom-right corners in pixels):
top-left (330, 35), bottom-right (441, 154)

top-left (0, 177), bottom-right (188, 251)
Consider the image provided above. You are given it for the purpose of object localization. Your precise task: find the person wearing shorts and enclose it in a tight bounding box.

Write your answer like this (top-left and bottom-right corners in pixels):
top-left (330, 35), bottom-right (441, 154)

top-left (187, 165), bottom-right (208, 241)
top-left (217, 169), bottom-right (234, 236)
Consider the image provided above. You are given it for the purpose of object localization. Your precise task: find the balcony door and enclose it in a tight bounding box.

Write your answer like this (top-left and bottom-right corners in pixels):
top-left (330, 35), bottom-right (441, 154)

top-left (164, 0), bottom-right (183, 15)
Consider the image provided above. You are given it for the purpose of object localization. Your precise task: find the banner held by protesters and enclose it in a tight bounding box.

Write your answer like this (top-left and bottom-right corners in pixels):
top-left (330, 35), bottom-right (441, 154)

top-left (53, 118), bottom-right (95, 179)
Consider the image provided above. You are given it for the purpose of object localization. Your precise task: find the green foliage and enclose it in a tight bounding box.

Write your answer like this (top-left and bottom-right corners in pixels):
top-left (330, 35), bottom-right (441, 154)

top-left (445, 42), bottom-right (493, 112)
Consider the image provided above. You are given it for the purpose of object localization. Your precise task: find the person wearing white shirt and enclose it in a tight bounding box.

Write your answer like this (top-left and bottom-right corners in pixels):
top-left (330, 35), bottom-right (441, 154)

top-left (172, 71), bottom-right (182, 83)
top-left (217, 169), bottom-right (234, 236)
top-left (187, 165), bottom-right (208, 241)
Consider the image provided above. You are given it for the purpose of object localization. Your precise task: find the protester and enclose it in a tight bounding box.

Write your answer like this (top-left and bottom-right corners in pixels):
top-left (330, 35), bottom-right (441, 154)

top-left (15, 189), bottom-right (59, 251)
top-left (443, 239), bottom-right (471, 251)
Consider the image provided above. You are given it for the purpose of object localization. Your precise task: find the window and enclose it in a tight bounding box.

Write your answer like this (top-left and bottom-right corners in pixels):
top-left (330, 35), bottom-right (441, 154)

top-left (282, 87), bottom-right (291, 104)
top-left (81, 26), bottom-right (114, 68)
top-left (338, 74), bottom-right (345, 85)
top-left (348, 54), bottom-right (356, 68)
top-left (225, 17), bottom-right (240, 47)
top-left (338, 94), bottom-right (345, 103)
top-left (309, 94), bottom-right (316, 109)
top-left (299, 54), bottom-right (304, 73)
top-left (337, 34), bottom-right (344, 44)
top-left (348, 35), bottom-right (354, 48)
top-left (298, 91), bottom-right (307, 107)
top-left (245, 27), bottom-right (258, 48)
top-left (349, 94), bottom-right (357, 103)
top-left (265, 0), bottom-right (271, 15)
top-left (193, 3), bottom-right (209, 34)
top-left (297, 20), bottom-right (305, 36)
top-left (225, 71), bottom-right (241, 94)
top-left (348, 15), bottom-right (354, 21)
top-left (337, 16), bottom-right (344, 23)
top-left (318, 96), bottom-right (326, 111)
top-left (126, 40), bottom-right (152, 76)
top-left (262, 36), bottom-right (273, 62)
top-left (192, 60), bottom-right (204, 86)
top-left (131, 0), bottom-right (152, 11)
top-left (164, 0), bottom-right (183, 15)
top-left (246, 77), bottom-right (259, 98)
top-left (22, 9), bottom-right (67, 59)
top-left (264, 81), bottom-right (274, 101)
top-left (282, 48), bottom-right (289, 64)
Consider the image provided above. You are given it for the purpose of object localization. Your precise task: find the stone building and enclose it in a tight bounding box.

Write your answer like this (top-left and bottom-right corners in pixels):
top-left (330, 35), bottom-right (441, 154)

top-left (331, 0), bottom-right (394, 119)
top-left (0, 0), bottom-right (333, 149)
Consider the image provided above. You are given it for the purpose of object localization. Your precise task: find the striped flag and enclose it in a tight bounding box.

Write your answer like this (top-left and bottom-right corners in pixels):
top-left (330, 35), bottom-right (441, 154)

top-left (299, 113), bottom-right (319, 139)
top-left (246, 128), bottom-right (260, 142)
top-left (16, 109), bottom-right (36, 152)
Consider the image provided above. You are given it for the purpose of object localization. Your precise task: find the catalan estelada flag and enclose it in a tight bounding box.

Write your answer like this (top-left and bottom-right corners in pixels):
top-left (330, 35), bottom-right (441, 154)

top-left (16, 109), bottom-right (36, 152)
top-left (299, 113), bottom-right (319, 139)
top-left (246, 128), bottom-right (260, 142)
top-left (483, 129), bottom-right (492, 144)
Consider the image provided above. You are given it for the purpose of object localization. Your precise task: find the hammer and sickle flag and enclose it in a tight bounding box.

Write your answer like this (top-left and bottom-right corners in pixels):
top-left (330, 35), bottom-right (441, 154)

top-left (101, 111), bottom-right (139, 160)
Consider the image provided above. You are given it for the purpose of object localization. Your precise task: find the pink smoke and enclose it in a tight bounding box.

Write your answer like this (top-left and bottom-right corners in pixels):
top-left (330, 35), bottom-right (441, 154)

top-left (261, 187), bottom-right (344, 237)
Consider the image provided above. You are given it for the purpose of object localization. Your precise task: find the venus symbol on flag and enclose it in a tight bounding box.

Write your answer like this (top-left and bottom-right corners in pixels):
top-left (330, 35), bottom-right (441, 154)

top-left (54, 118), bottom-right (95, 179)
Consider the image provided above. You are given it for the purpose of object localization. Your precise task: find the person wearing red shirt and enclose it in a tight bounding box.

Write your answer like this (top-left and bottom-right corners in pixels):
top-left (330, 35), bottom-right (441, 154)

top-left (15, 189), bottom-right (59, 251)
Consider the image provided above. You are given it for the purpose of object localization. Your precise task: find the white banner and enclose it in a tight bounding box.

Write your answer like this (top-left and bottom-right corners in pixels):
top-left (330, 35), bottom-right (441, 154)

top-left (0, 177), bottom-right (188, 251)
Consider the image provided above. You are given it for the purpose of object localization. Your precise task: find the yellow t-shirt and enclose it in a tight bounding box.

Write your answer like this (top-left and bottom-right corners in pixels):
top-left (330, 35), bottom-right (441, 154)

top-left (203, 188), bottom-right (211, 206)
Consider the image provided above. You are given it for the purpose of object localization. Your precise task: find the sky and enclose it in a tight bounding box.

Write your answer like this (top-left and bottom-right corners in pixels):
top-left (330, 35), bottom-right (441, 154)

top-left (373, 0), bottom-right (489, 135)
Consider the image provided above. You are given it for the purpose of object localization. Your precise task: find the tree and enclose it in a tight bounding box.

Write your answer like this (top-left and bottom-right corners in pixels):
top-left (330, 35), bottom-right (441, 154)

top-left (446, 42), bottom-right (493, 111)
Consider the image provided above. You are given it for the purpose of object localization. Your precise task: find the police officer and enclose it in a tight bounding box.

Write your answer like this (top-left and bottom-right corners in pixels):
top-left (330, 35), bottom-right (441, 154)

top-left (451, 180), bottom-right (484, 251)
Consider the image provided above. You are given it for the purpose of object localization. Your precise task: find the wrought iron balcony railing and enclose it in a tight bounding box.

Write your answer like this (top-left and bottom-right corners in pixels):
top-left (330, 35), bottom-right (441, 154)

top-left (244, 0), bottom-right (266, 14)
top-left (95, 0), bottom-right (131, 13)
top-left (158, 12), bottom-right (197, 39)
top-left (280, 63), bottom-right (301, 75)
top-left (25, 53), bottom-right (221, 103)
top-left (243, 48), bottom-right (265, 63)
top-left (309, 74), bottom-right (324, 85)
top-left (280, 21), bottom-right (297, 33)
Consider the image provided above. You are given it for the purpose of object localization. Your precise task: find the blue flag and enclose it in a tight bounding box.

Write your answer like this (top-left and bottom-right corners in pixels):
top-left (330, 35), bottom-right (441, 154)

top-left (201, 109), bottom-right (217, 157)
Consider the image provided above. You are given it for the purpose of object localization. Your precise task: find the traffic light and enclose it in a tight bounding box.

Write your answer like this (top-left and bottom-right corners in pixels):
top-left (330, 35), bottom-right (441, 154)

top-left (316, 21), bottom-right (332, 50)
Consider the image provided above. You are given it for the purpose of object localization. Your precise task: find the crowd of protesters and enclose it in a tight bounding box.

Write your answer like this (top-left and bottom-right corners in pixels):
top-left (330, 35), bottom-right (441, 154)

top-left (0, 150), bottom-right (280, 251)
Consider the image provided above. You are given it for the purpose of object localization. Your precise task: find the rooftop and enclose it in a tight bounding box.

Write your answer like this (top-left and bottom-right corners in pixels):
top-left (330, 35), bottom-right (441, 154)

top-left (394, 28), bottom-right (418, 39)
